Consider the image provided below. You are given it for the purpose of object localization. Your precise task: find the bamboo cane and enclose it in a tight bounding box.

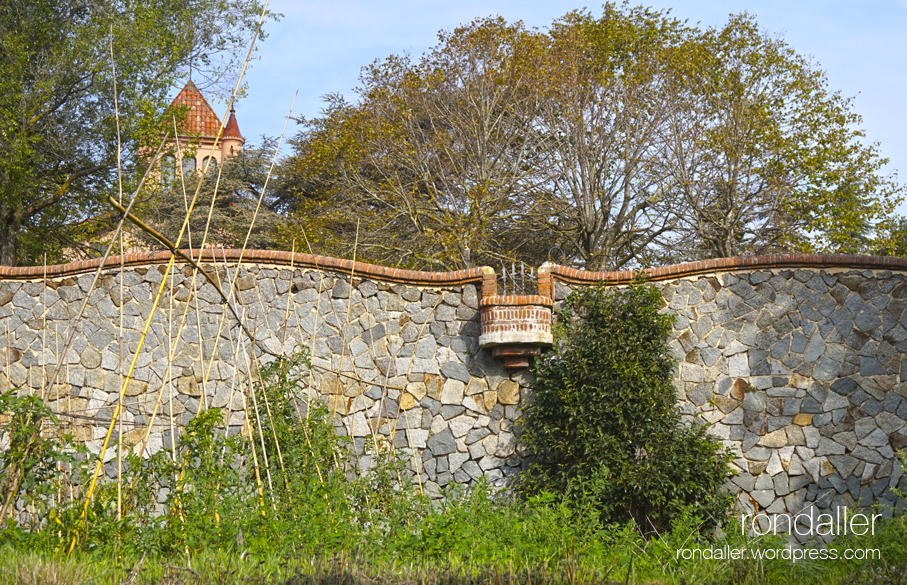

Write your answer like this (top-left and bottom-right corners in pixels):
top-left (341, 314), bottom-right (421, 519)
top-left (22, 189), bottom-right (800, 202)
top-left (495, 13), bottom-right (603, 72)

top-left (41, 255), bottom-right (46, 401)
top-left (241, 319), bottom-right (275, 500)
top-left (67, 1), bottom-right (270, 545)
top-left (108, 31), bottom-right (127, 521)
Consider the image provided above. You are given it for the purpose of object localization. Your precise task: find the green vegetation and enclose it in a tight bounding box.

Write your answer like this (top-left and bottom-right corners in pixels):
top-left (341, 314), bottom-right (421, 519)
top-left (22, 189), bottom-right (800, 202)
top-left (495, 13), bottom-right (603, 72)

top-left (284, 5), bottom-right (902, 271)
top-left (0, 344), bottom-right (904, 584)
top-left (518, 282), bottom-right (734, 534)
top-left (0, 0), bottom-right (272, 266)
top-left (139, 139), bottom-right (288, 252)
top-left (2, 3), bottom-right (901, 271)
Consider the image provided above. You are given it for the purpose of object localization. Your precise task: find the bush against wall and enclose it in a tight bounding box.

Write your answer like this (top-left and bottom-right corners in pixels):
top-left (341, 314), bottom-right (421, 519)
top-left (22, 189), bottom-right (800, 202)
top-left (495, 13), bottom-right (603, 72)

top-left (518, 282), bottom-right (734, 533)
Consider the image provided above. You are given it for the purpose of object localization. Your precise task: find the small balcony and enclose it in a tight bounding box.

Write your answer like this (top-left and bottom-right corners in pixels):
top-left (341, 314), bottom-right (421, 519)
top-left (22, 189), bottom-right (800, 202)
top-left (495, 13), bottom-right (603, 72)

top-left (478, 265), bottom-right (554, 369)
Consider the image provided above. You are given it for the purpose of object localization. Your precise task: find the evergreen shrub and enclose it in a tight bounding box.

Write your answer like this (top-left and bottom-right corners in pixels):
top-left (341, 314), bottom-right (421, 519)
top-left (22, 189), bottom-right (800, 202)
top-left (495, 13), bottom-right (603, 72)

top-left (518, 281), bottom-right (734, 533)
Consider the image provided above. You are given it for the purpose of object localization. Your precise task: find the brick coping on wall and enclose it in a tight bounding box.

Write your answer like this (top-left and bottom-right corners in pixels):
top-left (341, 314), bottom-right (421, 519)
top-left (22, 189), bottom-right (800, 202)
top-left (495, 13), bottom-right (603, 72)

top-left (3, 251), bottom-right (907, 296)
top-left (536, 253), bottom-right (907, 298)
top-left (0, 249), bottom-right (489, 287)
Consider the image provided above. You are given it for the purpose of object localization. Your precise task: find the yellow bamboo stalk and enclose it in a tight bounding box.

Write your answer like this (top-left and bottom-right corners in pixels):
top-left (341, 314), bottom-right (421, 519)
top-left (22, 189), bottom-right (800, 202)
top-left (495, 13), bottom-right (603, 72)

top-left (168, 267), bottom-right (177, 462)
top-left (280, 240), bottom-right (296, 358)
top-left (41, 135), bottom-right (170, 402)
top-left (280, 241), bottom-right (307, 423)
top-left (68, 11), bottom-right (269, 541)
top-left (117, 234), bottom-right (125, 521)
top-left (336, 220), bottom-right (359, 380)
top-left (68, 256), bottom-right (179, 554)
top-left (133, 156), bottom-right (230, 461)
top-left (73, 3), bottom-right (274, 536)
top-left (168, 115), bottom-right (207, 408)
top-left (238, 380), bottom-right (266, 512)
top-left (252, 359), bottom-right (290, 495)
top-left (190, 273), bottom-right (208, 411)
top-left (219, 294), bottom-right (242, 442)
top-left (240, 319), bottom-right (274, 499)
top-left (171, 115), bottom-right (193, 251)
top-left (41, 255), bottom-right (46, 401)
top-left (111, 35), bottom-right (125, 517)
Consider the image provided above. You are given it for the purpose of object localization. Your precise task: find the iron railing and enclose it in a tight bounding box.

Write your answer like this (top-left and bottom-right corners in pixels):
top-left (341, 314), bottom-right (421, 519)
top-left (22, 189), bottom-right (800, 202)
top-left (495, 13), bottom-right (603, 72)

top-left (497, 261), bottom-right (538, 295)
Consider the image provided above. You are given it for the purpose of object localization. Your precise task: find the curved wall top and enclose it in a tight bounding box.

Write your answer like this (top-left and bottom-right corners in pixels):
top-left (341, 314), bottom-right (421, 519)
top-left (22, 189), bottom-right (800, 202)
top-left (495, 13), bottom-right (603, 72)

top-left (538, 254), bottom-right (907, 297)
top-left (0, 249), bottom-right (492, 286)
top-left (4, 250), bottom-right (907, 291)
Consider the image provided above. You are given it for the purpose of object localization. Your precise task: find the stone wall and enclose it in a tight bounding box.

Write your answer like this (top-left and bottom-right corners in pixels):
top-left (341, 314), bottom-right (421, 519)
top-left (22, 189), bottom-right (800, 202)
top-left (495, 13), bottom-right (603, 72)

top-left (1, 251), bottom-right (907, 524)
top-left (547, 256), bottom-right (907, 538)
top-left (0, 251), bottom-right (524, 498)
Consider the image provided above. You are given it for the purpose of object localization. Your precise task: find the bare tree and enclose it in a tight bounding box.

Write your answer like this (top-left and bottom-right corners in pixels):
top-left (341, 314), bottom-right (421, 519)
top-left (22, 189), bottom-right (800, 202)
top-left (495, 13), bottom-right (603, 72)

top-left (535, 7), bottom-right (688, 270)
top-left (286, 18), bottom-right (550, 270)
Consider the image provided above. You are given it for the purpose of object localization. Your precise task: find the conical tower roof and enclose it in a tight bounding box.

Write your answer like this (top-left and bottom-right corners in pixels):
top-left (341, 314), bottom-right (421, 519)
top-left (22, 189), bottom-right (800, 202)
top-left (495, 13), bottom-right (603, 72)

top-left (169, 80), bottom-right (222, 138)
top-left (223, 107), bottom-right (244, 143)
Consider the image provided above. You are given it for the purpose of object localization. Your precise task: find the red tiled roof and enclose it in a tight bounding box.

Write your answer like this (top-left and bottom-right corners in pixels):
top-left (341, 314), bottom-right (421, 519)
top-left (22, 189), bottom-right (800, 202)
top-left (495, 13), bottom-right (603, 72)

top-left (222, 108), bottom-right (244, 142)
top-left (169, 80), bottom-right (222, 138)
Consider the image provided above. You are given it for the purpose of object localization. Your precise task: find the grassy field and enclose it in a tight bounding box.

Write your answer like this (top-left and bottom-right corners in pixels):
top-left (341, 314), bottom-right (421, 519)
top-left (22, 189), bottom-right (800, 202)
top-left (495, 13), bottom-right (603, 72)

top-left (0, 507), bottom-right (905, 585)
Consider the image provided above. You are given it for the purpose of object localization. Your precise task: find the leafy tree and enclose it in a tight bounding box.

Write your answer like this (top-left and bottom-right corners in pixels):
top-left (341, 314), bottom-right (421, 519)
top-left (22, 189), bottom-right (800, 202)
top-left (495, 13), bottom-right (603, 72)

top-left (285, 18), bottom-right (550, 270)
top-left (661, 13), bottom-right (900, 259)
top-left (0, 0), bottom-right (270, 266)
top-left (518, 282), bottom-right (733, 533)
top-left (287, 6), bottom-right (900, 269)
top-left (875, 216), bottom-right (907, 258)
top-left (535, 7), bottom-right (689, 270)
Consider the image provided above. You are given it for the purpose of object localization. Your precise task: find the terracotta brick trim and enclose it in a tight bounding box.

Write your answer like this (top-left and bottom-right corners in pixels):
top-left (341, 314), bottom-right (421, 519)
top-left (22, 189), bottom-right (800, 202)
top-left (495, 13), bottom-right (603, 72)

top-left (546, 254), bottom-right (907, 290)
top-left (0, 249), bottom-right (488, 287)
top-left (479, 294), bottom-right (553, 308)
top-left (8, 251), bottom-right (904, 293)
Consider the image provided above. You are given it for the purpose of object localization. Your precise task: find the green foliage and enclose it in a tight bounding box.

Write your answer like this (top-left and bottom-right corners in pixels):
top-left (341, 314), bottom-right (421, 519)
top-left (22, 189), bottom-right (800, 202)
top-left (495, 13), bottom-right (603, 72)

top-left (0, 391), bottom-right (78, 528)
top-left (518, 281), bottom-right (734, 533)
top-left (875, 216), bottom-right (907, 258)
top-left (0, 349), bottom-right (902, 584)
top-left (663, 13), bottom-right (901, 260)
top-left (139, 138), bottom-right (289, 252)
top-left (285, 17), bottom-right (549, 271)
top-left (0, 0), bottom-right (272, 266)
top-left (287, 5), bottom-right (901, 271)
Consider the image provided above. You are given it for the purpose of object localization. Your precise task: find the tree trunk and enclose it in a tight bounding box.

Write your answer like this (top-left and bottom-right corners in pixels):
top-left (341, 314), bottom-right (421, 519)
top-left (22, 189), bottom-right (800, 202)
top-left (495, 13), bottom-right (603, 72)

top-left (0, 212), bottom-right (20, 266)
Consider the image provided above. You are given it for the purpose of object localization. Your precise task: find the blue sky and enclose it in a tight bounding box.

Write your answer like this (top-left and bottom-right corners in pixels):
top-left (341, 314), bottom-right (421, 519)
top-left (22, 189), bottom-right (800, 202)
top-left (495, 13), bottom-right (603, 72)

top-left (226, 0), bottom-right (906, 211)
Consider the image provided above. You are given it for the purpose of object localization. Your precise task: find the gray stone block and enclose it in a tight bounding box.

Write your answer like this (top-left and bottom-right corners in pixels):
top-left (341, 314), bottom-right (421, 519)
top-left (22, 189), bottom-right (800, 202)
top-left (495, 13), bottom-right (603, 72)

top-left (782, 398), bottom-right (802, 416)
top-left (813, 356), bottom-right (842, 381)
top-left (751, 490), bottom-right (775, 508)
top-left (742, 391), bottom-right (765, 412)
top-left (830, 377), bottom-right (857, 395)
top-left (773, 473), bottom-right (791, 497)
top-left (732, 472), bottom-right (755, 491)
top-left (860, 357), bottom-right (886, 377)
top-left (427, 429), bottom-right (456, 456)
top-left (745, 447), bottom-right (771, 461)
top-left (754, 473), bottom-right (773, 490)
top-left (440, 361), bottom-right (470, 383)
top-left (440, 405), bottom-right (465, 420)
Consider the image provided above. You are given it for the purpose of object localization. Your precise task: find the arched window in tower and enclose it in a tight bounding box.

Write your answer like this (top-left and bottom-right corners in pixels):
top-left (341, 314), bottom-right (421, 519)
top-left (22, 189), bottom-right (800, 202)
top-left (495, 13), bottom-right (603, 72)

top-left (182, 156), bottom-right (196, 174)
top-left (202, 156), bottom-right (218, 173)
